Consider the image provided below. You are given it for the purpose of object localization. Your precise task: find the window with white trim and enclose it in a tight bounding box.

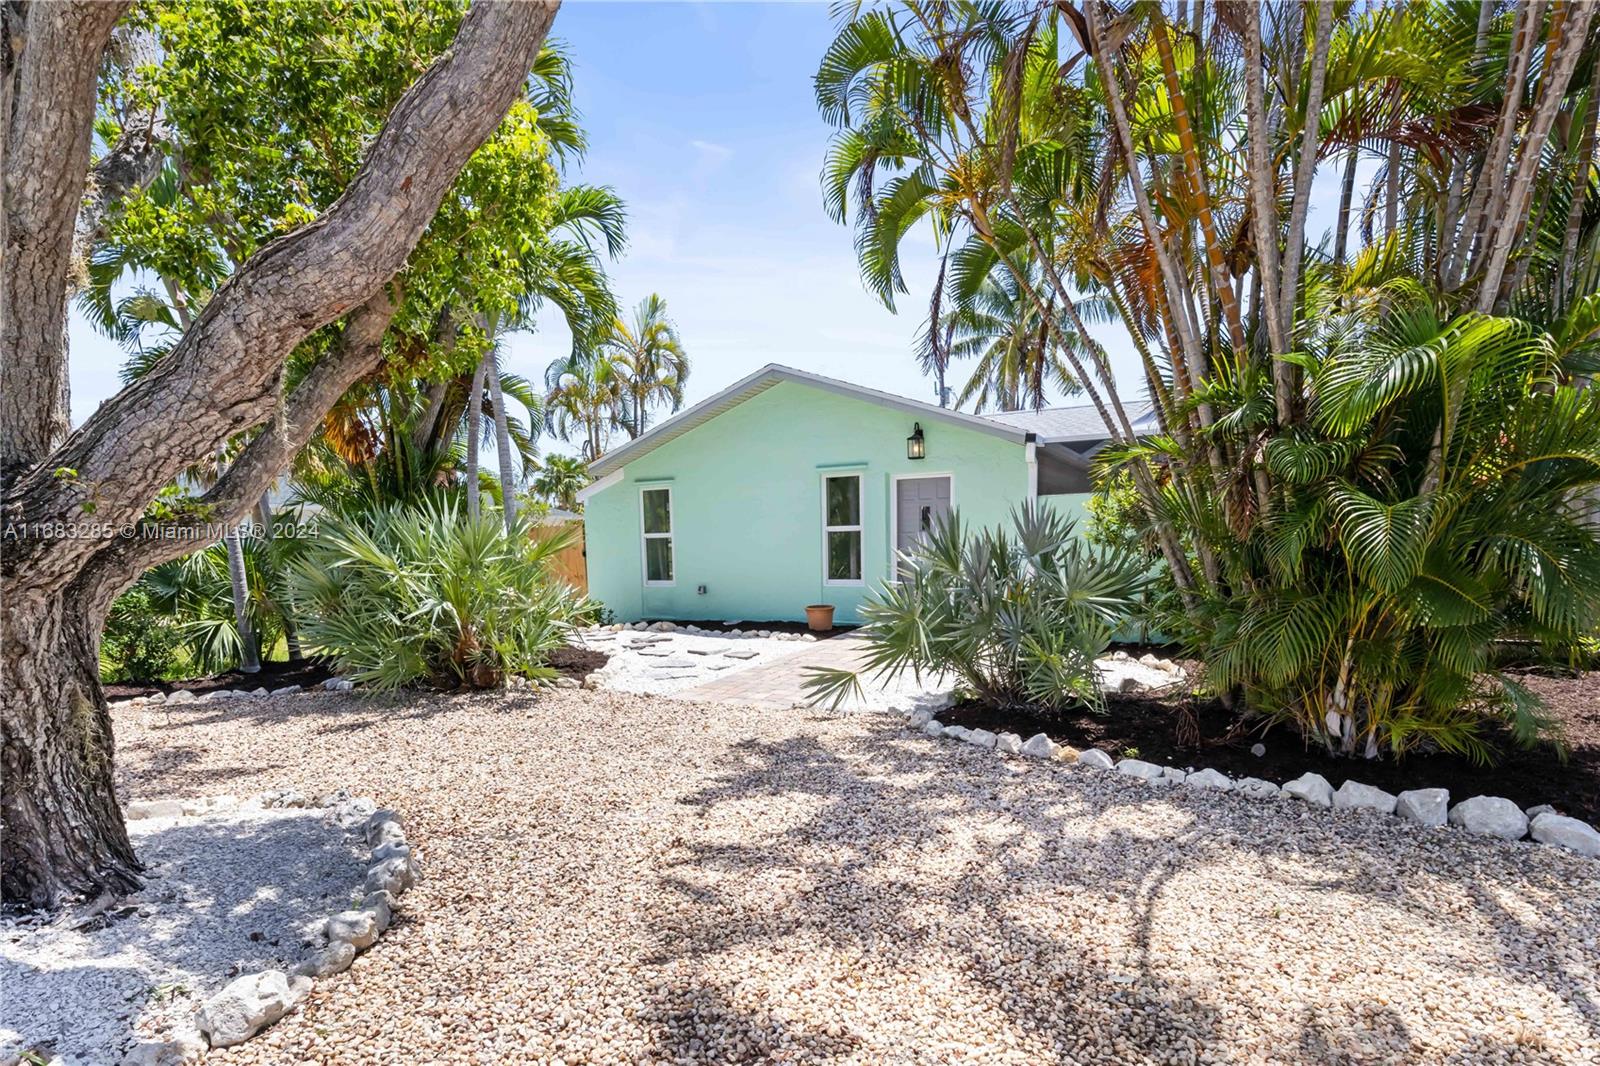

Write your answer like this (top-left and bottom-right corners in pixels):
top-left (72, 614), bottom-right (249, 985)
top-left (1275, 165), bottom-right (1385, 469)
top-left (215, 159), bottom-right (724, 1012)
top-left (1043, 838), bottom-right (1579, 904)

top-left (640, 486), bottom-right (674, 585)
top-left (823, 474), bottom-right (862, 584)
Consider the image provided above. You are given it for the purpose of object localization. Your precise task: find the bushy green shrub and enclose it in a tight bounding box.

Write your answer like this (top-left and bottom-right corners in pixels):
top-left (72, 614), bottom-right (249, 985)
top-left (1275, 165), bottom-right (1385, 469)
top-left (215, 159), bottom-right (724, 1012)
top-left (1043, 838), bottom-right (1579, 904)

top-left (100, 585), bottom-right (184, 683)
top-left (1121, 302), bottom-right (1600, 762)
top-left (804, 505), bottom-right (1145, 712)
top-left (287, 500), bottom-right (586, 692)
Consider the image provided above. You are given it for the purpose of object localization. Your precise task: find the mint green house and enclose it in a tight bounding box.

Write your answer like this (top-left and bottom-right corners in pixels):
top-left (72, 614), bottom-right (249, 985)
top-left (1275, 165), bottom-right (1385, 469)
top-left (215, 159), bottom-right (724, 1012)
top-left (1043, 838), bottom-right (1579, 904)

top-left (579, 365), bottom-right (1146, 625)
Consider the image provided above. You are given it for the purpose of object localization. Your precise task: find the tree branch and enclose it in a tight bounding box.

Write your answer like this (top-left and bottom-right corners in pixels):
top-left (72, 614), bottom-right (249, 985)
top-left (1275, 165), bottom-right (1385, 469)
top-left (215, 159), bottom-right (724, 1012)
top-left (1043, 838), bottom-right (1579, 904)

top-left (3, 1), bottom-right (560, 599)
top-left (71, 22), bottom-right (168, 265)
top-left (82, 288), bottom-right (400, 582)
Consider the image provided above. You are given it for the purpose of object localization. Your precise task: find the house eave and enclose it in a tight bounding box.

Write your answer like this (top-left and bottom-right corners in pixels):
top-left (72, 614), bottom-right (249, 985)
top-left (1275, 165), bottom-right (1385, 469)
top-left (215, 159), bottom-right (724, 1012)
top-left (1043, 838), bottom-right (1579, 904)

top-left (586, 364), bottom-right (1031, 478)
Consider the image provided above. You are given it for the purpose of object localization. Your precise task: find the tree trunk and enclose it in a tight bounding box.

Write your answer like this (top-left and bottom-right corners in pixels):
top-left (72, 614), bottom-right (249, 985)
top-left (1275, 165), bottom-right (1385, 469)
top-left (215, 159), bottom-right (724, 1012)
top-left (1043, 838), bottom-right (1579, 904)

top-left (256, 491), bottom-right (302, 661)
top-left (1334, 147), bottom-right (1359, 267)
top-left (1, 588), bottom-right (140, 909)
top-left (411, 378), bottom-right (449, 454)
top-left (1277, 1), bottom-right (1334, 358)
top-left (1479, 1), bottom-right (1595, 312)
top-left (466, 354), bottom-right (486, 521)
top-left (1, 3), bottom-right (129, 476)
top-left (1152, 19), bottom-right (1246, 360)
top-left (1451, 0), bottom-right (1541, 288)
top-left (1085, 1), bottom-right (1205, 385)
top-left (1559, 54), bottom-right (1600, 305)
top-left (1242, 2), bottom-right (1287, 365)
top-left (223, 525), bottom-right (261, 673)
top-left (486, 349), bottom-right (519, 531)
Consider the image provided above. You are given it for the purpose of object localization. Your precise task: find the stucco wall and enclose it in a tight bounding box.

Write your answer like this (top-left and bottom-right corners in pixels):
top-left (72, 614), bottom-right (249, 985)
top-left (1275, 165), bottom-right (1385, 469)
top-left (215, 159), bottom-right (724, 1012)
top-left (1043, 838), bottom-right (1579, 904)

top-left (583, 380), bottom-right (1038, 623)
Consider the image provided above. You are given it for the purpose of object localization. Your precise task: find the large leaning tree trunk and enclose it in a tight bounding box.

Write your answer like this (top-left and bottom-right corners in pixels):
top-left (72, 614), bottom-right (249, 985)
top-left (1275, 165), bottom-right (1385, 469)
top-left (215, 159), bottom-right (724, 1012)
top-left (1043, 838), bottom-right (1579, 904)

top-left (0, 0), bottom-right (559, 910)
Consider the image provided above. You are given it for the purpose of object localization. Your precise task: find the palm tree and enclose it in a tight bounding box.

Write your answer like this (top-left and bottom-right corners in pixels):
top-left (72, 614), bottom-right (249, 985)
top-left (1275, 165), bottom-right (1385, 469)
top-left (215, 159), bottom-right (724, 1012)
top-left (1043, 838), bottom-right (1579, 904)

top-left (531, 453), bottom-right (589, 512)
top-left (603, 294), bottom-right (688, 439)
top-left (546, 353), bottom-right (622, 461)
top-left (932, 246), bottom-right (1085, 413)
top-left (813, 0), bottom-right (1600, 761)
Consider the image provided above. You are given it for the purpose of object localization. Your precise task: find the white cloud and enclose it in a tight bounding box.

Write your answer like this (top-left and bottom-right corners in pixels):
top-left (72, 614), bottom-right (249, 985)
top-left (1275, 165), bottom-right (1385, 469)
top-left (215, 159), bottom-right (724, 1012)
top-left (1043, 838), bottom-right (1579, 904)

top-left (689, 138), bottom-right (734, 166)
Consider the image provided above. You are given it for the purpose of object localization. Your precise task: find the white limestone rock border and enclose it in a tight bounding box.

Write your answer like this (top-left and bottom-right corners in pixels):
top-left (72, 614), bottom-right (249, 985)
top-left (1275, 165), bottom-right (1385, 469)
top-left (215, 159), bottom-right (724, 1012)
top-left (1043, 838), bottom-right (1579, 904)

top-left (894, 706), bottom-right (1598, 864)
top-left (125, 791), bottom-right (419, 1060)
top-left (109, 681), bottom-right (337, 711)
top-left (600, 620), bottom-right (817, 642)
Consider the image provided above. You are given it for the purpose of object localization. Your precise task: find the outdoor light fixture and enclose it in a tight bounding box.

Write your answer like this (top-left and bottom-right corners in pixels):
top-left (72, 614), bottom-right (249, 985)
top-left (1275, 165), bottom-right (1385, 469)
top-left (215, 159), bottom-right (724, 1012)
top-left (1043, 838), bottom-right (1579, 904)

top-left (907, 422), bottom-right (926, 460)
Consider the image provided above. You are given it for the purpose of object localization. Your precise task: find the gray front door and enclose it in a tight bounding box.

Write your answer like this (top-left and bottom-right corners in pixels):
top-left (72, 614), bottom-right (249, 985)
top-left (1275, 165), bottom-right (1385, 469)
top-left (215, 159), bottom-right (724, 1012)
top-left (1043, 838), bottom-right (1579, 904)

top-left (895, 475), bottom-right (951, 575)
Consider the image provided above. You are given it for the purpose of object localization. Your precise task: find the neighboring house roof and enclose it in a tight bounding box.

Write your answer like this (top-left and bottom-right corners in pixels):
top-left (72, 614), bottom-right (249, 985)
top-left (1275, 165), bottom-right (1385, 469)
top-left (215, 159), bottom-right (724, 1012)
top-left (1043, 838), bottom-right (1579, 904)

top-left (979, 402), bottom-right (1158, 443)
top-left (586, 363), bottom-right (1035, 479)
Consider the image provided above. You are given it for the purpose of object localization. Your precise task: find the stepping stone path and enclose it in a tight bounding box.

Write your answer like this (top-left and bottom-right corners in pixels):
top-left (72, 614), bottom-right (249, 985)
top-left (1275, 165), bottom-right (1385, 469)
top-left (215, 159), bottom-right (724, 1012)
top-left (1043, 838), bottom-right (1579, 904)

top-left (723, 649), bottom-right (760, 660)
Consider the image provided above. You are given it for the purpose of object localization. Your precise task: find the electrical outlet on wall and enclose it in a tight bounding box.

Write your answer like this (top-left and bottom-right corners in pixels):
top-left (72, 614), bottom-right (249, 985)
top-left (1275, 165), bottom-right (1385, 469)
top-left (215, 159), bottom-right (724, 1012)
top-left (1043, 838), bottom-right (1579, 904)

top-left (696, 584), bottom-right (707, 595)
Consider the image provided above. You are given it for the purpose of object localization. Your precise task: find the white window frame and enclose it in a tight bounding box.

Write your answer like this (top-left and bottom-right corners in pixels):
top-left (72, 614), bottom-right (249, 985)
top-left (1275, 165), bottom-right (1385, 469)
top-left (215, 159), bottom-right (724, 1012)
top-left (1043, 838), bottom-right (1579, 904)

top-left (639, 485), bottom-right (675, 587)
top-left (821, 473), bottom-right (865, 587)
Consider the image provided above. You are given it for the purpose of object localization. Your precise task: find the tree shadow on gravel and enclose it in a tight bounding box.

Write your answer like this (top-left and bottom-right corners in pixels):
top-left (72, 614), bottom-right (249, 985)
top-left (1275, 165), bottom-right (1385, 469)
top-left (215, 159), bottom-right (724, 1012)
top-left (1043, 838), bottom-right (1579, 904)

top-left (1, 813), bottom-right (364, 1062)
top-left (642, 713), bottom-right (1600, 1062)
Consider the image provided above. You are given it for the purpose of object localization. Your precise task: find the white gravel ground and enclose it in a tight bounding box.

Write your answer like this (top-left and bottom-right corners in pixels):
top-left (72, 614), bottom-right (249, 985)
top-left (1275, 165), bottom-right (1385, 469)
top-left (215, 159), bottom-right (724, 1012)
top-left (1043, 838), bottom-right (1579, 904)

top-left (98, 687), bottom-right (1600, 1064)
top-left (579, 628), bottom-right (815, 694)
top-left (0, 804), bottom-right (365, 1065)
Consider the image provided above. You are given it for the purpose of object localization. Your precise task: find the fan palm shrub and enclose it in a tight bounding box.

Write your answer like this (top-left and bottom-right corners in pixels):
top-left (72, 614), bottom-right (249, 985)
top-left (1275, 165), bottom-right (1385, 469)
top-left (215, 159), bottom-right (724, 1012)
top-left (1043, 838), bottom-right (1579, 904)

top-left (287, 499), bottom-right (586, 692)
top-left (138, 529), bottom-right (295, 675)
top-left (805, 505), bottom-right (1145, 712)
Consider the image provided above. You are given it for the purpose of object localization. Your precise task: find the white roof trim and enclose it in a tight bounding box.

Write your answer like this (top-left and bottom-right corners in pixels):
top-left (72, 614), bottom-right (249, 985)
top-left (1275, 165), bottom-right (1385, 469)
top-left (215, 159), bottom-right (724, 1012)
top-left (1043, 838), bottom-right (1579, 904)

top-left (576, 466), bottom-right (624, 504)
top-left (587, 364), bottom-right (1032, 478)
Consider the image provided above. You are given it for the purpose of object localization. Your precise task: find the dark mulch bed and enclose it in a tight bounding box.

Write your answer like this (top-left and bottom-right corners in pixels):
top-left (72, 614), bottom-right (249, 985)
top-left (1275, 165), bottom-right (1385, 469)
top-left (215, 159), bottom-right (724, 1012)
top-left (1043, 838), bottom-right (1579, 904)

top-left (939, 669), bottom-right (1600, 825)
top-left (662, 618), bottom-right (856, 640)
top-left (105, 643), bottom-right (609, 696)
top-left (548, 644), bottom-right (608, 683)
top-left (104, 657), bottom-right (335, 700)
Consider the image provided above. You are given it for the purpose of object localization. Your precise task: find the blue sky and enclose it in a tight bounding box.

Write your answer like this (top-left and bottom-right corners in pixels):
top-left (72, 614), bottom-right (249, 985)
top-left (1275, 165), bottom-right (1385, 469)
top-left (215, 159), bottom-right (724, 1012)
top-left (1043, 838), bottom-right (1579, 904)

top-left (67, 2), bottom-right (1368, 451)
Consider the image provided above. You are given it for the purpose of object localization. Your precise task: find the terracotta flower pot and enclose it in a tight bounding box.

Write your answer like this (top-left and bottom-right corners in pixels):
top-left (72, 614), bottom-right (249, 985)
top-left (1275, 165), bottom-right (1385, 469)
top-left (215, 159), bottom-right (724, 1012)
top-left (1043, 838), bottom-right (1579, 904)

top-left (805, 604), bottom-right (835, 632)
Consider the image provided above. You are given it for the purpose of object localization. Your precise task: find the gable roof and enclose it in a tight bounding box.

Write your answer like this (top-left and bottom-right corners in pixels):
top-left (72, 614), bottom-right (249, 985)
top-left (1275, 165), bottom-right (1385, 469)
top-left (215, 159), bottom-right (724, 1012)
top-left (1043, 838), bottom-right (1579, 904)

top-left (586, 364), bottom-right (1034, 478)
top-left (980, 402), bottom-right (1157, 443)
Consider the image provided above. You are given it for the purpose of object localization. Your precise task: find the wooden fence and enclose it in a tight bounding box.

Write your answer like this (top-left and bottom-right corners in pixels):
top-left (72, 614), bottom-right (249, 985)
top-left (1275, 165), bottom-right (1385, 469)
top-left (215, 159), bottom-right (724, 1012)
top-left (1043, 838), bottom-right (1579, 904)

top-left (532, 516), bottom-right (587, 594)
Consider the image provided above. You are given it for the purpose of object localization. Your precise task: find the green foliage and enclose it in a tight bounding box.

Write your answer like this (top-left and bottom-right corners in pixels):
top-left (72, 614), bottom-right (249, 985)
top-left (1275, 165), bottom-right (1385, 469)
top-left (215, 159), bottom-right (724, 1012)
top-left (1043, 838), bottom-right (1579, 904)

top-left (99, 585), bottom-right (184, 683)
top-left (530, 453), bottom-right (590, 512)
top-left (287, 500), bottom-right (586, 692)
top-left (804, 505), bottom-right (1145, 713)
top-left (603, 294), bottom-right (689, 439)
top-left (1147, 306), bottom-right (1600, 763)
top-left (815, 0), bottom-right (1600, 768)
top-left (141, 528), bottom-right (295, 676)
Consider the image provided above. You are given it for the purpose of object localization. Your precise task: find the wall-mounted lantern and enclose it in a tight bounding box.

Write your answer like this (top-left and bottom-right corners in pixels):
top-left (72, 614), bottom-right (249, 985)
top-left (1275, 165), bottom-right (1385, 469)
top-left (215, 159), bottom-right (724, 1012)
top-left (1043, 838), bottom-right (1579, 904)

top-left (907, 422), bottom-right (926, 460)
